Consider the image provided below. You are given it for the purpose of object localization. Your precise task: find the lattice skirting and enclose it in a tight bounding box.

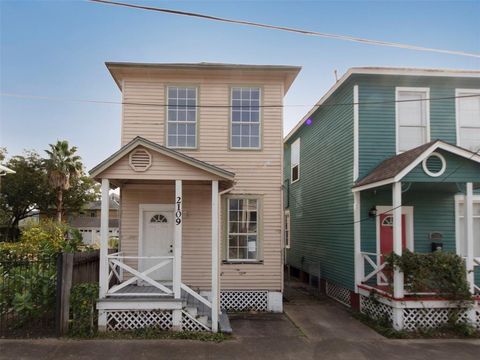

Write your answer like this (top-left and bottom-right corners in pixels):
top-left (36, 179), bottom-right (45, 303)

top-left (325, 281), bottom-right (351, 307)
top-left (360, 295), bottom-right (480, 331)
top-left (221, 290), bottom-right (268, 311)
top-left (360, 295), bottom-right (393, 322)
top-left (181, 311), bottom-right (210, 332)
top-left (106, 310), bottom-right (173, 331)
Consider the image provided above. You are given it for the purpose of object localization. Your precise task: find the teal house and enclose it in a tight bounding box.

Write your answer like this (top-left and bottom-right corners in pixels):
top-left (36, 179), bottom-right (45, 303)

top-left (283, 67), bottom-right (480, 330)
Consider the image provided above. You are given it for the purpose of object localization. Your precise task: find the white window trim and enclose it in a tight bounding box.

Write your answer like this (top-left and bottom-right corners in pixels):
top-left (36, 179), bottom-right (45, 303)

top-left (375, 205), bottom-right (414, 285)
top-left (454, 194), bottom-right (480, 257)
top-left (291, 138), bottom-right (300, 184)
top-left (230, 87), bottom-right (262, 150)
top-left (455, 88), bottom-right (480, 150)
top-left (395, 87), bottom-right (431, 154)
top-left (166, 85), bottom-right (198, 149)
top-left (284, 209), bottom-right (291, 249)
top-left (226, 197), bottom-right (261, 262)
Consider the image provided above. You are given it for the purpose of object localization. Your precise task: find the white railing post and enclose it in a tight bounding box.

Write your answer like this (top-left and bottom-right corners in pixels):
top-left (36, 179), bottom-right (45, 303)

top-left (392, 182), bottom-right (404, 299)
top-left (354, 192), bottom-right (363, 291)
top-left (211, 180), bottom-right (219, 333)
top-left (98, 178), bottom-right (110, 331)
top-left (465, 182), bottom-right (475, 294)
top-left (173, 180), bottom-right (183, 300)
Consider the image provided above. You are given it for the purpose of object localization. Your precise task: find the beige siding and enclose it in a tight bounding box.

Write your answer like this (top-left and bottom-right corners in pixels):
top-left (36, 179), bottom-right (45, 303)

top-left (119, 71), bottom-right (285, 291)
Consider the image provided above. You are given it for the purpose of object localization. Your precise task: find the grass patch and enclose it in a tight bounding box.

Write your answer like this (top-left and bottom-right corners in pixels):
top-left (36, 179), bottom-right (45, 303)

top-left (353, 312), bottom-right (480, 339)
top-left (70, 327), bottom-right (232, 342)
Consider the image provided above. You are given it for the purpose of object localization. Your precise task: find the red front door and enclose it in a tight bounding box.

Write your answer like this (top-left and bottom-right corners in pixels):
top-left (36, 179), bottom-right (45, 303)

top-left (380, 213), bottom-right (407, 257)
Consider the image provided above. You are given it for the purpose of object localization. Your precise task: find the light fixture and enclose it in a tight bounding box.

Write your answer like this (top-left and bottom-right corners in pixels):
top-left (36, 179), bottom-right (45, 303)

top-left (368, 207), bottom-right (377, 218)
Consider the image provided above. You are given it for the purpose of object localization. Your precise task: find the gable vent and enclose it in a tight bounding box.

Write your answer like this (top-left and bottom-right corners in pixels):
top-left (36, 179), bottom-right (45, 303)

top-left (129, 149), bottom-right (152, 172)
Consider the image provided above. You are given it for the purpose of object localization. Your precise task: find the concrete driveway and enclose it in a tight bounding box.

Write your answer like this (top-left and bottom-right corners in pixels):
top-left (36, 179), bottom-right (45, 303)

top-left (1, 282), bottom-right (480, 359)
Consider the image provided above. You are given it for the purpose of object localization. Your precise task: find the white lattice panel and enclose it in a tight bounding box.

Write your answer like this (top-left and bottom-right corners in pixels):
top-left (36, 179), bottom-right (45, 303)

top-left (476, 309), bottom-right (480, 329)
top-left (221, 290), bottom-right (268, 311)
top-left (325, 281), bottom-right (351, 307)
top-left (403, 308), bottom-right (470, 331)
top-left (360, 295), bottom-right (393, 322)
top-left (106, 310), bottom-right (173, 331)
top-left (181, 311), bottom-right (210, 332)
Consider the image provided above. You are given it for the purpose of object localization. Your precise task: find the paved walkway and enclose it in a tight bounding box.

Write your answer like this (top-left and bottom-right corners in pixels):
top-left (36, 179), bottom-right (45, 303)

top-left (1, 281), bottom-right (480, 359)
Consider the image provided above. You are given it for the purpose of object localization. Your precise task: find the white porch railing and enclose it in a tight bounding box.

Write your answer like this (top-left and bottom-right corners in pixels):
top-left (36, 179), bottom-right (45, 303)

top-left (106, 252), bottom-right (174, 297)
top-left (360, 252), bottom-right (389, 284)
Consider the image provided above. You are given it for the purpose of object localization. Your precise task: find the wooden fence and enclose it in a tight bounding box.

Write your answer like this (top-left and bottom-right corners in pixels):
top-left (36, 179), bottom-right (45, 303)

top-left (56, 250), bottom-right (101, 336)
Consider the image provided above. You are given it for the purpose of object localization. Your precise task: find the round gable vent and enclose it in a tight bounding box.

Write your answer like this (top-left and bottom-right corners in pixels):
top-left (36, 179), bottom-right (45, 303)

top-left (129, 149), bottom-right (152, 172)
top-left (422, 152), bottom-right (446, 177)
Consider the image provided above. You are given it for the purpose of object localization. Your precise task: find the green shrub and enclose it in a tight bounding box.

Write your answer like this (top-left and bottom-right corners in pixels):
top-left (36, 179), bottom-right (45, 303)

top-left (69, 283), bottom-right (99, 337)
top-left (384, 250), bottom-right (472, 300)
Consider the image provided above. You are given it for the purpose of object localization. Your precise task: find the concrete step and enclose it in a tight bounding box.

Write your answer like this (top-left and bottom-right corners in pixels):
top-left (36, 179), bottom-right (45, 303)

top-left (185, 306), bottom-right (198, 317)
top-left (196, 315), bottom-right (209, 326)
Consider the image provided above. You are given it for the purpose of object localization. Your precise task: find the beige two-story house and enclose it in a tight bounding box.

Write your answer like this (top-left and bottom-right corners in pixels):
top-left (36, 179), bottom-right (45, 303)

top-left (90, 62), bottom-right (300, 332)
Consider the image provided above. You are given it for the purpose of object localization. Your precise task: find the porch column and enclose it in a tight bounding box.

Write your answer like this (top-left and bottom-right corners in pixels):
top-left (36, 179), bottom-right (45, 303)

top-left (99, 178), bottom-right (110, 299)
top-left (465, 182), bottom-right (475, 294)
top-left (353, 191), bottom-right (363, 292)
top-left (392, 182), bottom-right (404, 299)
top-left (173, 180), bottom-right (183, 299)
top-left (98, 178), bottom-right (109, 331)
top-left (211, 180), bottom-right (219, 333)
top-left (392, 181), bottom-right (404, 330)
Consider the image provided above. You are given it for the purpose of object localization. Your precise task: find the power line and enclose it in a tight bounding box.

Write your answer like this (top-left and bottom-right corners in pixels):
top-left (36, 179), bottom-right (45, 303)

top-left (88, 0), bottom-right (480, 59)
top-left (1, 92), bottom-right (479, 109)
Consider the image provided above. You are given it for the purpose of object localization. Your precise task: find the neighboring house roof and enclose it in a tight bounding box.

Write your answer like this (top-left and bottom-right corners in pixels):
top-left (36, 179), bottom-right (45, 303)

top-left (70, 217), bottom-right (119, 229)
top-left (89, 136), bottom-right (236, 181)
top-left (0, 164), bottom-right (15, 176)
top-left (105, 61), bottom-right (301, 92)
top-left (284, 66), bottom-right (480, 142)
top-left (86, 197), bottom-right (120, 211)
top-left (353, 140), bottom-right (480, 192)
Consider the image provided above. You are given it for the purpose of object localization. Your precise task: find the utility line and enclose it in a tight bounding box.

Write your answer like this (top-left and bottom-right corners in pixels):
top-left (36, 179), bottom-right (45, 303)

top-left (1, 92), bottom-right (479, 109)
top-left (88, 0), bottom-right (480, 59)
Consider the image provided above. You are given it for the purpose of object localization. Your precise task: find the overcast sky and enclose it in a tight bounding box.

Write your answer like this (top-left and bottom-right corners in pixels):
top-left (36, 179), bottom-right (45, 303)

top-left (1, 0), bottom-right (479, 169)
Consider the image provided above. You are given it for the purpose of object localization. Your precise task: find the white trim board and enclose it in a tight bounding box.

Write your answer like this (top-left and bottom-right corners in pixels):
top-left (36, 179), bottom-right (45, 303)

top-left (454, 194), bottom-right (480, 257)
top-left (284, 67), bottom-right (480, 143)
top-left (352, 141), bottom-right (480, 192)
top-left (353, 85), bottom-right (359, 182)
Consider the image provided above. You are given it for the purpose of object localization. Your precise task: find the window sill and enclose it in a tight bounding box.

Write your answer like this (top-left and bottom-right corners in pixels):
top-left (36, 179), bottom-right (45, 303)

top-left (222, 260), bottom-right (263, 265)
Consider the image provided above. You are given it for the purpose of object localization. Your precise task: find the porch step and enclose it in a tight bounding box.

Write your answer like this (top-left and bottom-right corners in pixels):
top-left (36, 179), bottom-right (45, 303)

top-left (196, 315), bottom-right (209, 327)
top-left (218, 311), bottom-right (232, 334)
top-left (185, 306), bottom-right (198, 317)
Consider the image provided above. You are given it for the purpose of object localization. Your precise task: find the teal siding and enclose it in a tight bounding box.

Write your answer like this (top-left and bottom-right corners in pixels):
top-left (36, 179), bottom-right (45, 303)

top-left (357, 75), bottom-right (480, 179)
top-left (284, 80), bottom-right (356, 290)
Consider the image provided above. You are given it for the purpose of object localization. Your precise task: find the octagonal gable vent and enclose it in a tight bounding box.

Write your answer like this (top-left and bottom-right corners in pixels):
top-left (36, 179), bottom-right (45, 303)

top-left (129, 149), bottom-right (152, 172)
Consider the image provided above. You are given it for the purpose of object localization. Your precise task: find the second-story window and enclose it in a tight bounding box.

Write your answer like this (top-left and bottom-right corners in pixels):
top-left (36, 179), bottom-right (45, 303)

top-left (231, 87), bottom-right (261, 149)
top-left (396, 87), bottom-right (430, 153)
top-left (167, 86), bottom-right (197, 148)
top-left (456, 89), bottom-right (480, 152)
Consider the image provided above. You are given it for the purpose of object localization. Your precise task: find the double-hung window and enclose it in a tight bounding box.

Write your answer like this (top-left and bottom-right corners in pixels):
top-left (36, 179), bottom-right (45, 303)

top-left (227, 198), bottom-right (259, 261)
top-left (291, 138), bottom-right (300, 183)
top-left (231, 87), bottom-right (261, 149)
top-left (396, 88), bottom-right (430, 153)
top-left (456, 89), bottom-right (480, 153)
top-left (167, 86), bottom-right (197, 148)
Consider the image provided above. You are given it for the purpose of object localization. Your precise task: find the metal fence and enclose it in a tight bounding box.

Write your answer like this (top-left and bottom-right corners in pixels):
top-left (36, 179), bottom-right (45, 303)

top-left (0, 254), bottom-right (58, 338)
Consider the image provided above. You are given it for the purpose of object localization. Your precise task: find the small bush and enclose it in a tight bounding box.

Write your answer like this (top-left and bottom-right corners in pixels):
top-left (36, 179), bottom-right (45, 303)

top-left (69, 283), bottom-right (99, 337)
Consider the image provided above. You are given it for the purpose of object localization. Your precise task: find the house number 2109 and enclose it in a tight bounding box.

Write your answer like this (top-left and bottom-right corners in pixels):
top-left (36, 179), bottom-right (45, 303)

top-left (175, 196), bottom-right (182, 225)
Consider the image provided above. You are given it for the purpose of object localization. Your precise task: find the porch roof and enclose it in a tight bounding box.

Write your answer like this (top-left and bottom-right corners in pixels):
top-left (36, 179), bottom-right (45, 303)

top-left (353, 140), bottom-right (480, 192)
top-left (89, 136), bottom-right (236, 183)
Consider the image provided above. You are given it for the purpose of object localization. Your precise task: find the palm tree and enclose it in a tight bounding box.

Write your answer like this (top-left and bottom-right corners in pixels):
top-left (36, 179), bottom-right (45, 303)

top-left (44, 140), bottom-right (83, 222)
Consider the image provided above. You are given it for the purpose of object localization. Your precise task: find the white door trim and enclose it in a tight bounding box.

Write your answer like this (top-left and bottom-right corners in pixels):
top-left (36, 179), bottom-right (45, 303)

top-left (375, 205), bottom-right (414, 285)
top-left (138, 203), bottom-right (175, 262)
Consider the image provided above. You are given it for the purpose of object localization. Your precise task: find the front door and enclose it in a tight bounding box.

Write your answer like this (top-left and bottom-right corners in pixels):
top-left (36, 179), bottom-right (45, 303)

top-left (379, 213), bottom-right (407, 257)
top-left (141, 209), bottom-right (174, 281)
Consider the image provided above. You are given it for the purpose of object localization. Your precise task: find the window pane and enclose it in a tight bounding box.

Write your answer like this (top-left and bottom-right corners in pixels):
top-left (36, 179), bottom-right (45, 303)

top-left (232, 136), bottom-right (240, 147)
top-left (228, 198), bottom-right (259, 260)
top-left (167, 87), bottom-right (197, 148)
top-left (291, 139), bottom-right (300, 166)
top-left (398, 126), bottom-right (426, 152)
top-left (458, 95), bottom-right (480, 127)
top-left (397, 91), bottom-right (427, 127)
top-left (231, 87), bottom-right (261, 148)
top-left (186, 136), bottom-right (195, 148)
top-left (459, 128), bottom-right (480, 152)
